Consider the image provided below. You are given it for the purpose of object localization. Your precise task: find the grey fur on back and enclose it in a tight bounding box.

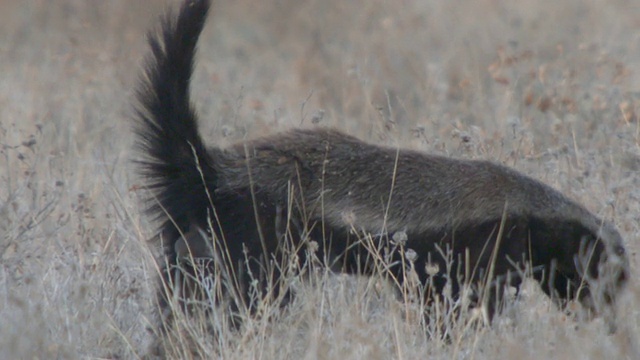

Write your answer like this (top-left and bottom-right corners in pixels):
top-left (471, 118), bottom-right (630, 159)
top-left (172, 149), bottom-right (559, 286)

top-left (218, 128), bottom-right (615, 239)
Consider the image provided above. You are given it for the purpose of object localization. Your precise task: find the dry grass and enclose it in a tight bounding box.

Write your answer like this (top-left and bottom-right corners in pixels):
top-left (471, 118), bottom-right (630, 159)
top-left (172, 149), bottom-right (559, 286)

top-left (1, 0), bottom-right (640, 358)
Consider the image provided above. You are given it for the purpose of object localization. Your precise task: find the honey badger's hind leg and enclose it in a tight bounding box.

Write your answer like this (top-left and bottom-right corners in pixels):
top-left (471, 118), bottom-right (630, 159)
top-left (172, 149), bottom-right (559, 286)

top-left (157, 189), bottom-right (287, 332)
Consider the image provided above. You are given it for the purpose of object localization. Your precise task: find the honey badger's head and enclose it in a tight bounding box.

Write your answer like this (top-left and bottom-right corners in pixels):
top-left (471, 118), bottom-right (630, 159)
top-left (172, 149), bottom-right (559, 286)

top-left (532, 216), bottom-right (629, 327)
top-left (574, 223), bottom-right (629, 318)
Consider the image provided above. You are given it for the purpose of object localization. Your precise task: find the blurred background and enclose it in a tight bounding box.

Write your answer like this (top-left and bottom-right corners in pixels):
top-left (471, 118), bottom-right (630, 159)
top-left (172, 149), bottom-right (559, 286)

top-left (1, 0), bottom-right (639, 358)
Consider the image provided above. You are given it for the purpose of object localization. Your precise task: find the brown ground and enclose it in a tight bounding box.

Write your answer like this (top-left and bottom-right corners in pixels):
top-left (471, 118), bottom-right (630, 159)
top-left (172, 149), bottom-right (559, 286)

top-left (1, 0), bottom-right (639, 358)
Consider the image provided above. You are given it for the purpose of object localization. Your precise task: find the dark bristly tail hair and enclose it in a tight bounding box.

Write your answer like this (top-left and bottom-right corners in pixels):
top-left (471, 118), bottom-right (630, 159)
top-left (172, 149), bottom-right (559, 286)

top-left (134, 0), bottom-right (213, 251)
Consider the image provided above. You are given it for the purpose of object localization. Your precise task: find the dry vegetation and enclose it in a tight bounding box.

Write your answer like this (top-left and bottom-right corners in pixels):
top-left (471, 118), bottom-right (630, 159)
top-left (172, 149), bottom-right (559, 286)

top-left (1, 0), bottom-right (640, 358)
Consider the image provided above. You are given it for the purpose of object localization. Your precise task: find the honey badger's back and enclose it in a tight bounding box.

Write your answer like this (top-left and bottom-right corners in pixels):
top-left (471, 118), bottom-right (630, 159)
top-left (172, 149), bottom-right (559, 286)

top-left (219, 128), bottom-right (599, 232)
top-left (133, 0), bottom-right (629, 331)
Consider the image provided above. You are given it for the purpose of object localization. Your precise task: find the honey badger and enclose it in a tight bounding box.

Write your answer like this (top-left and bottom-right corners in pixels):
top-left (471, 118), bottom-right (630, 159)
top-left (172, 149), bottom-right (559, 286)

top-left (134, 0), bottom-right (629, 328)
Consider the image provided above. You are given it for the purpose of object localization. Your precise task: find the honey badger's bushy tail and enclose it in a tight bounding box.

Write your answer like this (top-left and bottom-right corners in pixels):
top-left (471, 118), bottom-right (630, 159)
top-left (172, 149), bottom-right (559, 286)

top-left (134, 0), bottom-right (214, 246)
